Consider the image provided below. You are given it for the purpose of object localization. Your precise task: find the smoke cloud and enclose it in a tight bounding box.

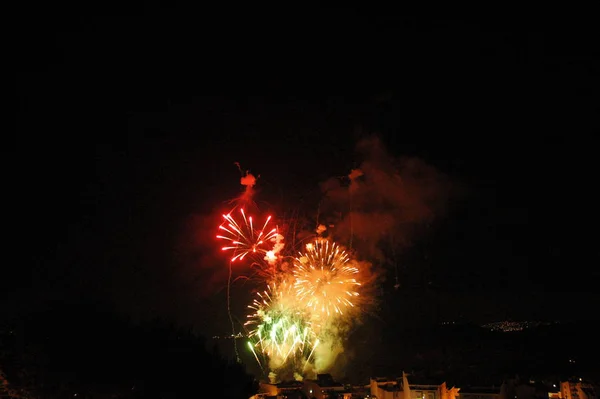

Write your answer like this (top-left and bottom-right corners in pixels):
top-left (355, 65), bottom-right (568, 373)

top-left (319, 134), bottom-right (453, 263)
top-left (235, 162), bottom-right (259, 207)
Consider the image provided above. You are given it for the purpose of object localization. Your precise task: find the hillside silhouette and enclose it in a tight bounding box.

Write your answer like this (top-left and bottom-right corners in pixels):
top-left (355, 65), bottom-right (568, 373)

top-left (0, 299), bottom-right (257, 398)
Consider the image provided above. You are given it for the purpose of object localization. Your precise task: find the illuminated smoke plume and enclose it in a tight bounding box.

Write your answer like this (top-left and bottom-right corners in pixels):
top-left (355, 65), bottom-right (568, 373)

top-left (235, 162), bottom-right (258, 206)
top-left (316, 224), bottom-right (327, 235)
top-left (311, 322), bottom-right (347, 373)
top-left (320, 134), bottom-right (452, 263)
top-left (265, 233), bottom-right (285, 266)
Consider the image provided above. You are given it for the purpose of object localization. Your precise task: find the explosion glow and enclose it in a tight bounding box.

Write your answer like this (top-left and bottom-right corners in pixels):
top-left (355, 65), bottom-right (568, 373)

top-left (216, 205), bottom-right (364, 382)
top-left (293, 239), bottom-right (361, 318)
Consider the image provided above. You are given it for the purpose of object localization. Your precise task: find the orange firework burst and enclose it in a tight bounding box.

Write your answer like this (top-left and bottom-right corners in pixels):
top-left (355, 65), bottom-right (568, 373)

top-left (293, 239), bottom-right (361, 317)
top-left (216, 207), bottom-right (279, 262)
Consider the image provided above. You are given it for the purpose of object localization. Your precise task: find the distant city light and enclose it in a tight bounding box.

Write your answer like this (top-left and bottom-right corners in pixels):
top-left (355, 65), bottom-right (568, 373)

top-left (481, 320), bottom-right (552, 332)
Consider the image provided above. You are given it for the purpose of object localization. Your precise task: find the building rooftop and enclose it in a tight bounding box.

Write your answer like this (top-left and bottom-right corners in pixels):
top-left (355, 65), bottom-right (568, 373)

top-left (459, 387), bottom-right (502, 394)
top-left (277, 381), bottom-right (304, 389)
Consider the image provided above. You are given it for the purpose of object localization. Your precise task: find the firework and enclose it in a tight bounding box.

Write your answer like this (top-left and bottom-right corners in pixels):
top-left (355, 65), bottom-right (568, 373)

top-left (245, 281), bottom-right (318, 370)
top-left (214, 183), bottom-right (369, 380)
top-left (216, 207), bottom-right (279, 263)
top-left (293, 239), bottom-right (361, 318)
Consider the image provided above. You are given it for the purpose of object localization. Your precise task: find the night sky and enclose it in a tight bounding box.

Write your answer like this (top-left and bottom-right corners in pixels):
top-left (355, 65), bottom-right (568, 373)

top-left (9, 8), bottom-right (599, 367)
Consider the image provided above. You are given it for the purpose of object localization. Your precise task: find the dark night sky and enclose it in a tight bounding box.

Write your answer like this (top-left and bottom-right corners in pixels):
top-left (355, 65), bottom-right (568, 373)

top-left (9, 8), bottom-right (600, 349)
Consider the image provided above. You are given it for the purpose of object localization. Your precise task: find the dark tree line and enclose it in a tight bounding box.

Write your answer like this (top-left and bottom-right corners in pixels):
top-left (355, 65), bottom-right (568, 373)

top-left (0, 300), bottom-right (258, 398)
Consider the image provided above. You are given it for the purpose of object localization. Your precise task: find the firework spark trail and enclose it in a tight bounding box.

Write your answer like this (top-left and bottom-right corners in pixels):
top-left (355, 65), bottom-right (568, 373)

top-left (293, 239), bottom-right (361, 318)
top-left (227, 259), bottom-right (240, 362)
top-left (217, 208), bottom-right (279, 263)
top-left (216, 206), bottom-right (278, 363)
top-left (245, 282), bottom-right (318, 371)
